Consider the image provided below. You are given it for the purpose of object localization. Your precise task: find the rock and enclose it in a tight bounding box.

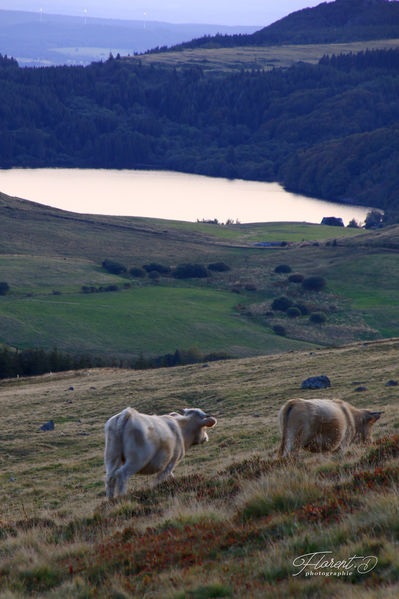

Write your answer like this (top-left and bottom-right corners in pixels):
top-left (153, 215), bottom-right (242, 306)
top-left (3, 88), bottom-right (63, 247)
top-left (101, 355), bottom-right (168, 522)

top-left (301, 375), bottom-right (331, 390)
top-left (354, 386), bottom-right (368, 392)
top-left (68, 386), bottom-right (74, 391)
top-left (39, 420), bottom-right (54, 431)
top-left (386, 380), bottom-right (398, 387)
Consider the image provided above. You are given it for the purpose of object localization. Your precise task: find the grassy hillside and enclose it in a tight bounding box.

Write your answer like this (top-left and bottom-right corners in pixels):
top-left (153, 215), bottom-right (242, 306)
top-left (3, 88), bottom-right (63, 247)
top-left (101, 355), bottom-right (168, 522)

top-left (163, 0), bottom-right (399, 53)
top-left (136, 38), bottom-right (399, 72)
top-left (0, 190), bottom-right (384, 360)
top-left (1, 339), bottom-right (399, 597)
top-left (3, 191), bottom-right (399, 358)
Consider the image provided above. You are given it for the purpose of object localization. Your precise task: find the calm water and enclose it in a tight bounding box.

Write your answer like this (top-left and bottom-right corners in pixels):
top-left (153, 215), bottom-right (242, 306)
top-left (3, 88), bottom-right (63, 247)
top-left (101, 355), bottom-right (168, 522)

top-left (0, 168), bottom-right (371, 225)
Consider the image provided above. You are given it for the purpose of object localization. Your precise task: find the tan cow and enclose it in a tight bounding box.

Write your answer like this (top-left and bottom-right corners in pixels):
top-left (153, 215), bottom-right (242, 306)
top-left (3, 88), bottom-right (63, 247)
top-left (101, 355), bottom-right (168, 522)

top-left (104, 407), bottom-right (217, 498)
top-left (278, 398), bottom-right (382, 457)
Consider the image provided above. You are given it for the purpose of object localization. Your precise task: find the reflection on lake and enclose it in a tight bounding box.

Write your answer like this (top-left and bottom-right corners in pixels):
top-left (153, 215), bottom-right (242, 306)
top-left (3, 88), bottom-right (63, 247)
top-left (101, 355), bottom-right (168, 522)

top-left (0, 168), bottom-right (371, 225)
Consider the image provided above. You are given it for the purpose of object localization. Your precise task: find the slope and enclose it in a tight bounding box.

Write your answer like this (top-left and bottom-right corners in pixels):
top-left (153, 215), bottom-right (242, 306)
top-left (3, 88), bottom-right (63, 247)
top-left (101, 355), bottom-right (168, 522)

top-left (165, 0), bottom-right (399, 51)
top-left (1, 338), bottom-right (399, 596)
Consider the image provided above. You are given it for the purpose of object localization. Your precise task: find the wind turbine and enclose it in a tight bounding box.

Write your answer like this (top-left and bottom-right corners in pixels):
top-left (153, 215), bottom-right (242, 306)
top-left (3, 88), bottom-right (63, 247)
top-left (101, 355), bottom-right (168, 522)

top-left (83, 8), bottom-right (88, 25)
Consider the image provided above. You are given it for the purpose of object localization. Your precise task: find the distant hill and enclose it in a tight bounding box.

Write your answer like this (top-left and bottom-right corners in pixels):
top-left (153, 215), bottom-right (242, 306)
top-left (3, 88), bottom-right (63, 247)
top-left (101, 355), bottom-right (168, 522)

top-left (164, 0), bottom-right (399, 52)
top-left (0, 10), bottom-right (258, 66)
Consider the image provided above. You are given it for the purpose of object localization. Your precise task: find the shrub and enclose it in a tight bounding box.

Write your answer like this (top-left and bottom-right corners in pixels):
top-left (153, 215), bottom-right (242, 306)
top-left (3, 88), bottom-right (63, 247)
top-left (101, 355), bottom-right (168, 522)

top-left (102, 259), bottom-right (126, 275)
top-left (130, 267), bottom-right (146, 278)
top-left (271, 296), bottom-right (293, 311)
top-left (347, 218), bottom-right (360, 228)
top-left (208, 262), bottom-right (230, 272)
top-left (244, 284), bottom-right (257, 291)
top-left (286, 306), bottom-right (301, 318)
top-left (288, 273), bottom-right (304, 283)
top-left (274, 264), bottom-right (291, 274)
top-left (173, 264), bottom-right (208, 279)
top-left (105, 285), bottom-right (119, 292)
top-left (148, 271), bottom-right (160, 282)
top-left (309, 312), bottom-right (327, 324)
top-left (295, 303), bottom-right (310, 315)
top-left (302, 276), bottom-right (326, 292)
top-left (273, 325), bottom-right (286, 336)
top-left (0, 282), bottom-right (9, 296)
top-left (143, 263), bottom-right (171, 274)
top-left (321, 216), bottom-right (344, 227)
top-left (365, 210), bottom-right (383, 229)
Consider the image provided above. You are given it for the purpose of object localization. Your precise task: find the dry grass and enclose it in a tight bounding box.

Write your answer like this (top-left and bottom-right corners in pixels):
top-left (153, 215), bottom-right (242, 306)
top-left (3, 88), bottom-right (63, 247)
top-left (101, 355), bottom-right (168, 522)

top-left (133, 39), bottom-right (399, 73)
top-left (1, 339), bottom-right (399, 596)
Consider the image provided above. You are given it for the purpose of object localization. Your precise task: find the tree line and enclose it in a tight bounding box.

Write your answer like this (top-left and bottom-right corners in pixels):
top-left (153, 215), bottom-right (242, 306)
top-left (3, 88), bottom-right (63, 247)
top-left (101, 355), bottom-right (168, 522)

top-left (1, 48), bottom-right (399, 217)
top-left (0, 344), bottom-right (231, 380)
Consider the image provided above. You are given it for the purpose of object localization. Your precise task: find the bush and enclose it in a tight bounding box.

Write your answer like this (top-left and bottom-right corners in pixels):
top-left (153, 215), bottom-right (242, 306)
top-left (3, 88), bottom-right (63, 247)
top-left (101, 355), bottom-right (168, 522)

top-left (365, 210), bottom-right (383, 229)
top-left (302, 276), bottom-right (326, 292)
top-left (286, 306), bottom-right (301, 318)
top-left (148, 271), bottom-right (160, 281)
top-left (347, 218), bottom-right (360, 228)
top-left (0, 282), bottom-right (9, 296)
top-left (208, 262), bottom-right (230, 272)
top-left (309, 312), bottom-right (327, 324)
top-left (295, 303), bottom-right (310, 315)
top-left (273, 325), bottom-right (286, 336)
top-left (288, 273), bottom-right (304, 283)
top-left (173, 264), bottom-right (208, 279)
top-left (274, 264), bottom-right (291, 274)
top-left (143, 263), bottom-right (171, 274)
top-left (321, 216), bottom-right (344, 227)
top-left (244, 284), bottom-right (257, 291)
top-left (102, 259), bottom-right (126, 275)
top-left (271, 296), bottom-right (293, 311)
top-left (130, 267), bottom-right (146, 278)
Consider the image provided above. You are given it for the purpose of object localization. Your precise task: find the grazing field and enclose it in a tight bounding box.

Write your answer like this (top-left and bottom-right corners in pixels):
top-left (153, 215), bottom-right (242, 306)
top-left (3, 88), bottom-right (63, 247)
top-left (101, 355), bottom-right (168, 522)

top-left (133, 39), bottom-right (399, 72)
top-left (1, 191), bottom-right (399, 357)
top-left (0, 286), bottom-right (315, 357)
top-left (1, 338), bottom-right (399, 597)
top-left (4, 191), bottom-right (399, 363)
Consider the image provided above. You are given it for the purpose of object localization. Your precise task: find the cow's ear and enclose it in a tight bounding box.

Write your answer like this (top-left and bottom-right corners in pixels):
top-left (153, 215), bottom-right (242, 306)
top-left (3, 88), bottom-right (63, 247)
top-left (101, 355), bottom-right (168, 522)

top-left (367, 410), bottom-right (383, 423)
top-left (203, 416), bottom-right (217, 428)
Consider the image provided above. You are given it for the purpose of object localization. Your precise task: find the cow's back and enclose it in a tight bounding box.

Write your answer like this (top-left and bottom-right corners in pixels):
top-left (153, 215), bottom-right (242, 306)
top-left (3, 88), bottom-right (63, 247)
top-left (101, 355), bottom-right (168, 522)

top-left (121, 411), bottom-right (185, 474)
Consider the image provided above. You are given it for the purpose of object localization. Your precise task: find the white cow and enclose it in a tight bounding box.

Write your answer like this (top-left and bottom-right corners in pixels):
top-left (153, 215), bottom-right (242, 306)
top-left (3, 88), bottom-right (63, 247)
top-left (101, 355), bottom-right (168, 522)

top-left (278, 398), bottom-right (382, 457)
top-left (104, 407), bottom-right (217, 498)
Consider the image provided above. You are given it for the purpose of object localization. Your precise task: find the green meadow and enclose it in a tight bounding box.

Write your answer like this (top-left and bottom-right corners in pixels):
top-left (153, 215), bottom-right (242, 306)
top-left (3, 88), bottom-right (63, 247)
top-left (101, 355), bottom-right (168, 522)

top-left (0, 286), bottom-right (314, 357)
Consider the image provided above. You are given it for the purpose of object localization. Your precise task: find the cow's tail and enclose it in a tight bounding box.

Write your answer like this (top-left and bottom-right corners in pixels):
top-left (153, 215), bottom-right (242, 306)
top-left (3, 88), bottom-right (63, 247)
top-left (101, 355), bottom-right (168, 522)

top-left (104, 408), bottom-right (132, 496)
top-left (278, 401), bottom-right (294, 457)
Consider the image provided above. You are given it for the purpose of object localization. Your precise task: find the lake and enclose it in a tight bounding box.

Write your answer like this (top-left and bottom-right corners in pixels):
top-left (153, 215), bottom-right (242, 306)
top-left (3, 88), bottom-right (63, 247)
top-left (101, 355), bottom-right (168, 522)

top-left (0, 168), bottom-right (371, 225)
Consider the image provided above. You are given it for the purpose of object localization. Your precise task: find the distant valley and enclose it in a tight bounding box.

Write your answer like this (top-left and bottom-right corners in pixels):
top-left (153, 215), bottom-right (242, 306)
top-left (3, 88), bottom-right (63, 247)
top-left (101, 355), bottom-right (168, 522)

top-left (0, 9), bottom-right (258, 66)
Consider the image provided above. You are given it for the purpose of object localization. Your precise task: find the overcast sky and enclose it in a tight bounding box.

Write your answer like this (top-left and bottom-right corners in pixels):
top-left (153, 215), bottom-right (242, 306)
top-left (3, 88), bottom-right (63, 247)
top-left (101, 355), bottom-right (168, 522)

top-left (0, 0), bottom-right (326, 26)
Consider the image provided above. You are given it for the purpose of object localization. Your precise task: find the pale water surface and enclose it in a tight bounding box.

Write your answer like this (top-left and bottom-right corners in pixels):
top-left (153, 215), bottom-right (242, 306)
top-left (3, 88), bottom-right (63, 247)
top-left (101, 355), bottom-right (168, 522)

top-left (0, 169), bottom-right (371, 225)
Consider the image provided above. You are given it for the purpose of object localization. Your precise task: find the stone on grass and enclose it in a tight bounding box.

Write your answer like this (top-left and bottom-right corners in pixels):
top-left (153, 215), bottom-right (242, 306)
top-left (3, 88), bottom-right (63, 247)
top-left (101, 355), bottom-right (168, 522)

top-left (301, 375), bottom-right (331, 390)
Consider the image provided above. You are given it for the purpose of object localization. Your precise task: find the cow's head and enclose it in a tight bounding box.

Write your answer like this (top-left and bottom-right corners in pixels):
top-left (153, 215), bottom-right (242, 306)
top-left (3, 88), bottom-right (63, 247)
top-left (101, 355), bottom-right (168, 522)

top-left (175, 408), bottom-right (217, 445)
top-left (359, 410), bottom-right (383, 443)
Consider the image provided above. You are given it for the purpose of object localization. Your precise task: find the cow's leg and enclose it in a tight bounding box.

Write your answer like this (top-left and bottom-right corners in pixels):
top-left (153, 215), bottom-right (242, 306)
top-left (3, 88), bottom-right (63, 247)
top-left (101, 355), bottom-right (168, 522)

top-left (105, 457), bottom-right (121, 498)
top-left (115, 459), bottom-right (147, 496)
top-left (281, 427), bottom-right (302, 458)
top-left (154, 460), bottom-right (176, 485)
